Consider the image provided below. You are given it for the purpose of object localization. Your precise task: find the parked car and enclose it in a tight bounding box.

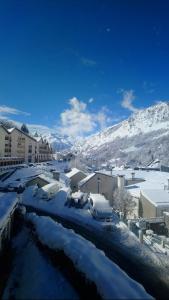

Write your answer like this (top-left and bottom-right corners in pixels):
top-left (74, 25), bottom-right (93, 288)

top-left (90, 207), bottom-right (113, 222)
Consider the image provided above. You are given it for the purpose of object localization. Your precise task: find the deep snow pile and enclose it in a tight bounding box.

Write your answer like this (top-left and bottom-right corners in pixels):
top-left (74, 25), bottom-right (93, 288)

top-left (0, 192), bottom-right (17, 228)
top-left (2, 227), bottom-right (78, 300)
top-left (27, 213), bottom-right (152, 300)
top-left (22, 185), bottom-right (169, 289)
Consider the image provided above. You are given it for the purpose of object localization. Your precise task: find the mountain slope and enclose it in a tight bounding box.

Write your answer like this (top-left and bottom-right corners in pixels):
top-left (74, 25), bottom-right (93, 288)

top-left (28, 125), bottom-right (73, 151)
top-left (75, 102), bottom-right (169, 166)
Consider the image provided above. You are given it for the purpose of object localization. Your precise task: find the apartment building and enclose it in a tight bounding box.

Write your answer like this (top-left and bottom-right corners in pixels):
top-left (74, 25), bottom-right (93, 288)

top-left (0, 125), bottom-right (10, 157)
top-left (0, 125), bottom-right (53, 165)
top-left (8, 127), bottom-right (37, 163)
top-left (34, 136), bottom-right (53, 162)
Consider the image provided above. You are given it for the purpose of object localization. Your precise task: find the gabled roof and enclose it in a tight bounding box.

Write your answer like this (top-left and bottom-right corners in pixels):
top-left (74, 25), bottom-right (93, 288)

top-left (7, 127), bottom-right (15, 133)
top-left (79, 171), bottom-right (114, 187)
top-left (8, 127), bottom-right (37, 142)
top-left (141, 189), bottom-right (169, 207)
top-left (0, 124), bottom-right (10, 133)
top-left (66, 168), bottom-right (86, 178)
top-left (79, 173), bottom-right (95, 186)
top-left (34, 136), bottom-right (43, 142)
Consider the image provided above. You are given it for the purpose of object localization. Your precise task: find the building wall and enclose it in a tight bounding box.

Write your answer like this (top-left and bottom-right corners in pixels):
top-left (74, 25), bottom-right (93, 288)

top-left (26, 177), bottom-right (49, 188)
top-left (70, 172), bottom-right (86, 192)
top-left (10, 129), bottom-right (36, 163)
top-left (139, 193), bottom-right (156, 218)
top-left (24, 135), bottom-right (36, 163)
top-left (36, 138), bottom-right (53, 162)
top-left (80, 173), bottom-right (117, 201)
top-left (0, 127), bottom-right (8, 157)
top-left (156, 206), bottom-right (169, 217)
top-left (0, 126), bottom-right (53, 164)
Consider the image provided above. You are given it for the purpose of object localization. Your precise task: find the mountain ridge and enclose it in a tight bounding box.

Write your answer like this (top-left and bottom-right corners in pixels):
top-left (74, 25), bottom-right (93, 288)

top-left (74, 101), bottom-right (169, 166)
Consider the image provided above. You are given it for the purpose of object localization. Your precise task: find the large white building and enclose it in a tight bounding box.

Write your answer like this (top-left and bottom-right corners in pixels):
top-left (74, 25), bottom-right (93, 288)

top-left (0, 124), bottom-right (53, 166)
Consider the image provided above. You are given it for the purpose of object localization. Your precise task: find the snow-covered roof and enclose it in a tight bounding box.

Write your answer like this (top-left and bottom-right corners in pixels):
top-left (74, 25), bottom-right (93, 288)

top-left (78, 173), bottom-right (95, 186)
top-left (40, 181), bottom-right (61, 193)
top-left (0, 193), bottom-right (18, 228)
top-left (36, 173), bottom-right (54, 184)
top-left (34, 136), bottom-right (42, 142)
top-left (141, 189), bottom-right (169, 207)
top-left (7, 127), bottom-right (37, 141)
top-left (111, 169), bottom-right (169, 198)
top-left (71, 191), bottom-right (84, 199)
top-left (66, 168), bottom-right (84, 178)
top-left (5, 167), bottom-right (42, 185)
top-left (7, 127), bottom-right (15, 133)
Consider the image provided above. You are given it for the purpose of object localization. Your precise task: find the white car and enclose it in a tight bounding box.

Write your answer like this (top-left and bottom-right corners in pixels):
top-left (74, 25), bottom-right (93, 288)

top-left (90, 207), bottom-right (113, 222)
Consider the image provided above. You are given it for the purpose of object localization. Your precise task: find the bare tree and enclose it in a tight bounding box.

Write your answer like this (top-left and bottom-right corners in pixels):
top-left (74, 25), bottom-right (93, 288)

top-left (110, 188), bottom-right (136, 219)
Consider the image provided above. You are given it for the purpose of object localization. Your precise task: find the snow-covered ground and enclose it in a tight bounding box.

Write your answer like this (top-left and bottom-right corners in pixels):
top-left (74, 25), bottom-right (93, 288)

top-left (3, 227), bottom-right (78, 300)
top-left (27, 213), bottom-right (152, 300)
top-left (0, 193), bottom-right (17, 229)
top-left (2, 161), bottom-right (169, 297)
top-left (21, 182), bottom-right (169, 289)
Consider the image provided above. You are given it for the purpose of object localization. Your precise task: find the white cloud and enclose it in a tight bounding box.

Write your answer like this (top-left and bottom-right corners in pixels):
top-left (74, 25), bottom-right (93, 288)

top-left (0, 105), bottom-right (30, 118)
top-left (121, 90), bottom-right (138, 113)
top-left (58, 97), bottom-right (112, 137)
top-left (59, 97), bottom-right (96, 137)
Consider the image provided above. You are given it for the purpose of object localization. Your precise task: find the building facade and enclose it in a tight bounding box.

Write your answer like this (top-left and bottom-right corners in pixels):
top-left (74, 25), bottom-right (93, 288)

top-left (79, 172), bottom-right (117, 201)
top-left (66, 168), bottom-right (87, 192)
top-left (139, 190), bottom-right (169, 218)
top-left (0, 125), bottom-right (53, 165)
top-left (34, 136), bottom-right (53, 162)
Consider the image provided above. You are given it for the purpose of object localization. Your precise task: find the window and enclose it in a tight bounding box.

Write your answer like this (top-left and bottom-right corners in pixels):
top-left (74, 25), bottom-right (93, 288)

top-left (28, 145), bottom-right (32, 153)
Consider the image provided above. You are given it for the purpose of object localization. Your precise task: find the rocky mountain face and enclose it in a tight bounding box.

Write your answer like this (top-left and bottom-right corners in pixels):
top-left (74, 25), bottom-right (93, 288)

top-left (74, 102), bottom-right (169, 167)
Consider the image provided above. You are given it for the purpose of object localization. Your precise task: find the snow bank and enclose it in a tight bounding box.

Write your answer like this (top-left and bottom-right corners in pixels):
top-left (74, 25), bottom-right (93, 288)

top-left (27, 213), bottom-right (152, 300)
top-left (0, 193), bottom-right (18, 228)
top-left (2, 227), bottom-right (78, 300)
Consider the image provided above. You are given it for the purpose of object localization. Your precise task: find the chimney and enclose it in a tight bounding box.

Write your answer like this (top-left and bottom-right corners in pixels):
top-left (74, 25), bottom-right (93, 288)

top-left (131, 172), bottom-right (135, 180)
top-left (52, 171), bottom-right (60, 181)
top-left (117, 175), bottom-right (125, 190)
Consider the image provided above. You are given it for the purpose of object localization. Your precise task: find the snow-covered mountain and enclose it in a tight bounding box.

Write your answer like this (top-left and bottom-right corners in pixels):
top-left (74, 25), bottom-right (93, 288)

top-left (28, 125), bottom-right (73, 151)
top-left (74, 102), bottom-right (169, 166)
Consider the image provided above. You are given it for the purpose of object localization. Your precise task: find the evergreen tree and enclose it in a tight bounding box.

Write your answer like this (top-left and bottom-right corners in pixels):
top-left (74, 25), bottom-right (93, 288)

top-left (21, 123), bottom-right (29, 134)
top-left (34, 131), bottom-right (39, 137)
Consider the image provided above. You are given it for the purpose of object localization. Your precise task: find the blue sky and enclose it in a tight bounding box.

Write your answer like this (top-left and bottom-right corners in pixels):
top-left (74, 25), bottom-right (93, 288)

top-left (0, 0), bottom-right (169, 136)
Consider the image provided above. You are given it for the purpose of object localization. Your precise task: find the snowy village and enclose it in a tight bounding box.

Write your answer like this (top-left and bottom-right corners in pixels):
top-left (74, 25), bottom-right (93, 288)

top-left (1, 1), bottom-right (169, 299)
top-left (0, 117), bottom-right (169, 299)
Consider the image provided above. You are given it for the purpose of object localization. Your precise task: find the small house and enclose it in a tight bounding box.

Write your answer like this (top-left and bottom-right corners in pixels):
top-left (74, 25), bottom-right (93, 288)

top-left (139, 189), bottom-right (169, 218)
top-left (79, 172), bottom-right (117, 201)
top-left (66, 168), bottom-right (86, 192)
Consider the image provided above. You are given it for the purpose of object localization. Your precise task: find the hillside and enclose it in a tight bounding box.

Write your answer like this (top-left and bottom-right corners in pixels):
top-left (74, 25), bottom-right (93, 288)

top-left (74, 102), bottom-right (169, 167)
